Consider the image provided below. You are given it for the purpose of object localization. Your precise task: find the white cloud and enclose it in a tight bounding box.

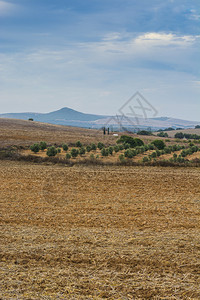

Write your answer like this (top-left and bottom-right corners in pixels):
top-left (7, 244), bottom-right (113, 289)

top-left (135, 32), bottom-right (198, 46)
top-left (0, 1), bottom-right (18, 16)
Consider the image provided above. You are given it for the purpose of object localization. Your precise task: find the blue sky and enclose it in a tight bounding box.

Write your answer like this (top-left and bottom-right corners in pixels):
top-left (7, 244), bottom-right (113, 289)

top-left (0, 0), bottom-right (200, 120)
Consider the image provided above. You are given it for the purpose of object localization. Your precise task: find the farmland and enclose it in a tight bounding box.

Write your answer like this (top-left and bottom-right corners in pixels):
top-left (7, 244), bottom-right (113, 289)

top-left (0, 119), bottom-right (200, 299)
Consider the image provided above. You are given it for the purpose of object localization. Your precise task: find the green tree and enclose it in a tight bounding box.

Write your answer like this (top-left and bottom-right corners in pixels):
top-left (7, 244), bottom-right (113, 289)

top-left (97, 142), bottom-right (104, 150)
top-left (46, 146), bottom-right (57, 157)
top-left (79, 147), bottom-right (86, 155)
top-left (62, 144), bottom-right (68, 151)
top-left (101, 148), bottom-right (109, 156)
top-left (66, 153), bottom-right (71, 159)
top-left (39, 141), bottom-right (47, 150)
top-left (91, 143), bottom-right (97, 151)
top-left (30, 143), bottom-right (40, 153)
top-left (108, 146), bottom-right (113, 155)
top-left (76, 141), bottom-right (82, 147)
top-left (151, 140), bottom-right (166, 150)
top-left (71, 148), bottom-right (79, 158)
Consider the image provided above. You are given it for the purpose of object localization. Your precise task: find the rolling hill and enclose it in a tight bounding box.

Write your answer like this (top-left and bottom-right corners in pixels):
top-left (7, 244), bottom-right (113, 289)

top-left (0, 107), bottom-right (199, 130)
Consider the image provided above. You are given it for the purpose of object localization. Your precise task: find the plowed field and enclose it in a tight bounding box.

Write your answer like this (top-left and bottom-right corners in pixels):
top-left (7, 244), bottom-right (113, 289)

top-left (1, 161), bottom-right (200, 299)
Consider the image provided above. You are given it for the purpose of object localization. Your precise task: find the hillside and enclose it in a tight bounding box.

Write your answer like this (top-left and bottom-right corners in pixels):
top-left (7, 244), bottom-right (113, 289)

top-left (164, 128), bottom-right (200, 138)
top-left (0, 118), bottom-right (116, 147)
top-left (0, 107), bottom-right (199, 130)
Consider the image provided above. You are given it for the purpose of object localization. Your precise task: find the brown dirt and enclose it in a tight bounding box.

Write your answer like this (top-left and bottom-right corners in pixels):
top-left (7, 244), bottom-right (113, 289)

top-left (0, 160), bottom-right (200, 299)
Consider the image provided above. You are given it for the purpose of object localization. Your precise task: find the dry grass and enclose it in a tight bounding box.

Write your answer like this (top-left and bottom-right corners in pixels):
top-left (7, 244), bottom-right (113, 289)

top-left (1, 160), bottom-right (200, 299)
top-left (0, 118), bottom-right (187, 149)
top-left (0, 118), bottom-right (117, 147)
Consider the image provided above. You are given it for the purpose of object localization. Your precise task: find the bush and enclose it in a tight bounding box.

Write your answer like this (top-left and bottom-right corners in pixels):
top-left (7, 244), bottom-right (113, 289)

top-left (97, 142), bottom-right (105, 150)
top-left (90, 154), bottom-right (95, 159)
top-left (157, 132), bottom-right (168, 137)
top-left (71, 148), bottom-right (79, 158)
top-left (79, 147), bottom-right (86, 155)
top-left (156, 150), bottom-right (161, 157)
top-left (91, 143), bottom-right (97, 151)
top-left (30, 143), bottom-right (40, 153)
top-left (117, 135), bottom-right (144, 148)
top-left (62, 144), bottom-right (68, 151)
top-left (114, 145), bottom-right (120, 153)
top-left (66, 153), bottom-right (71, 159)
top-left (151, 151), bottom-right (157, 158)
top-left (46, 146), bottom-right (57, 157)
top-left (137, 130), bottom-right (152, 136)
top-left (151, 140), bottom-right (166, 150)
top-left (124, 149), bottom-right (135, 158)
top-left (164, 147), bottom-right (171, 154)
top-left (108, 146), bottom-right (113, 155)
top-left (57, 148), bottom-right (61, 153)
top-left (39, 141), bottom-right (47, 150)
top-left (76, 141), bottom-right (82, 147)
top-left (174, 132), bottom-right (184, 139)
top-left (101, 148), bottom-right (109, 156)
top-left (86, 145), bottom-right (92, 152)
top-left (180, 150), bottom-right (187, 157)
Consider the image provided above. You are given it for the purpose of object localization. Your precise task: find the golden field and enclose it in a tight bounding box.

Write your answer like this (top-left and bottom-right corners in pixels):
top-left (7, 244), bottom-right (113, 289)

top-left (0, 118), bottom-right (180, 148)
top-left (0, 160), bottom-right (200, 299)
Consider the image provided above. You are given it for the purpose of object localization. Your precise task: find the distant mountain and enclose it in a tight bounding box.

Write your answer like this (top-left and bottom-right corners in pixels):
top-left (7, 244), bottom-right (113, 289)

top-left (0, 107), bottom-right (108, 127)
top-left (0, 107), bottom-right (199, 130)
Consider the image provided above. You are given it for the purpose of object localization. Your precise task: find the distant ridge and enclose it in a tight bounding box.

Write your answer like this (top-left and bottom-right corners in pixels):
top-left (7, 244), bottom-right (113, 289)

top-left (0, 107), bottom-right (199, 130)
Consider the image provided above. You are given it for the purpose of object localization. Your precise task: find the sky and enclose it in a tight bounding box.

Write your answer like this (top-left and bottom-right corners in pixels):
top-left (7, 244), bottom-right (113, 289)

top-left (0, 0), bottom-right (200, 121)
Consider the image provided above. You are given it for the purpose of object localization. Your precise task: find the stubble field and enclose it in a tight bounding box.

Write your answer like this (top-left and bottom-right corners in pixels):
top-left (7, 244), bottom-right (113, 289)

top-left (1, 160), bottom-right (200, 299)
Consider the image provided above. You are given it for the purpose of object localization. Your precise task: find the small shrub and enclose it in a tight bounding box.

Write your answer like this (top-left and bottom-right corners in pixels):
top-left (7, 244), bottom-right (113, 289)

top-left (39, 141), bottom-right (47, 150)
top-left (124, 149), bottom-right (136, 158)
top-left (97, 142), bottom-right (105, 150)
top-left (46, 146), bottom-right (57, 157)
top-left (156, 150), bottom-right (161, 157)
top-left (151, 140), bottom-right (166, 150)
top-left (66, 153), bottom-right (71, 159)
top-left (90, 154), bottom-right (95, 159)
top-left (76, 141), bottom-right (82, 148)
top-left (151, 151), bottom-right (157, 158)
top-left (62, 144), bottom-right (68, 151)
top-left (157, 132), bottom-right (168, 137)
top-left (30, 143), bottom-right (40, 153)
top-left (108, 146), bottom-right (113, 155)
top-left (180, 150), bottom-right (187, 157)
top-left (101, 148), bottom-right (109, 156)
top-left (57, 148), bottom-right (61, 153)
top-left (79, 147), bottom-right (86, 155)
top-left (71, 148), bottom-right (79, 158)
top-left (86, 145), bottom-right (92, 152)
top-left (114, 145), bottom-right (120, 153)
top-left (91, 143), bottom-right (97, 151)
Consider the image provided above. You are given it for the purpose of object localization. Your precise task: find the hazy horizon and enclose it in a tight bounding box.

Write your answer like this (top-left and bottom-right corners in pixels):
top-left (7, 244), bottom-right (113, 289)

top-left (0, 0), bottom-right (200, 121)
